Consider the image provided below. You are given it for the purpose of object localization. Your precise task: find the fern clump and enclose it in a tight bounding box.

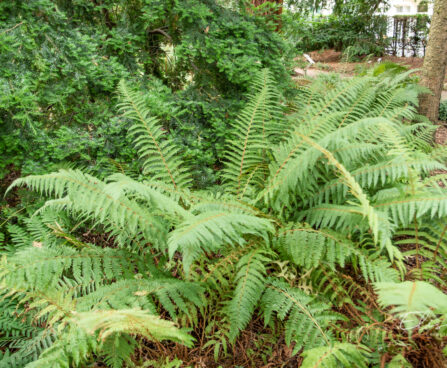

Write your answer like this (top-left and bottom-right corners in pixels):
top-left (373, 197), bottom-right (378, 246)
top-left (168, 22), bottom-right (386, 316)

top-left (2, 69), bottom-right (447, 367)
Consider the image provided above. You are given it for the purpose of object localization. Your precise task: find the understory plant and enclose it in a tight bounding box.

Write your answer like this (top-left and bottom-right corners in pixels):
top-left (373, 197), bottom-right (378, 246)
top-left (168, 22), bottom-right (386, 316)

top-left (0, 0), bottom-right (291, 185)
top-left (283, 12), bottom-right (389, 57)
top-left (439, 100), bottom-right (447, 121)
top-left (2, 70), bottom-right (447, 367)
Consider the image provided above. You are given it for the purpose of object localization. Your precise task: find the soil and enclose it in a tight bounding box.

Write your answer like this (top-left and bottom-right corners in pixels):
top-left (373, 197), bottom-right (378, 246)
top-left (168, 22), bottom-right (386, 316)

top-left (294, 49), bottom-right (447, 102)
top-left (435, 125), bottom-right (447, 145)
top-left (0, 165), bottom-right (22, 207)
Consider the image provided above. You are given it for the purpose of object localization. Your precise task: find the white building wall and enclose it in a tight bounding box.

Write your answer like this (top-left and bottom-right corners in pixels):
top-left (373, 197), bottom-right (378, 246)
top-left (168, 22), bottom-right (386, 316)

top-left (386, 0), bottom-right (433, 16)
top-left (314, 0), bottom-right (433, 16)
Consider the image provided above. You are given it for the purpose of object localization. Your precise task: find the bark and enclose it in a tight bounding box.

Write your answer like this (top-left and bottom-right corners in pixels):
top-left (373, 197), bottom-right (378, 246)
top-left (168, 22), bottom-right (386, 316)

top-left (250, 0), bottom-right (283, 30)
top-left (251, 0), bottom-right (283, 14)
top-left (418, 0), bottom-right (447, 122)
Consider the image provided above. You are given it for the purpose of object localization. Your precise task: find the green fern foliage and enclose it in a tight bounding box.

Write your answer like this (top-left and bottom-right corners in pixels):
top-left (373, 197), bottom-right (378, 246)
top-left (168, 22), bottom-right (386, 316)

top-left (7, 169), bottom-right (167, 248)
top-left (100, 334), bottom-right (136, 368)
top-left (3, 69), bottom-right (447, 367)
top-left (222, 69), bottom-right (282, 198)
top-left (375, 281), bottom-right (447, 330)
top-left (276, 225), bottom-right (357, 269)
top-left (168, 211), bottom-right (274, 274)
top-left (226, 249), bottom-right (270, 341)
top-left (118, 80), bottom-right (192, 189)
top-left (74, 309), bottom-right (194, 346)
top-left (300, 343), bottom-right (370, 368)
top-left (261, 279), bottom-right (341, 353)
top-left (0, 213), bottom-right (200, 367)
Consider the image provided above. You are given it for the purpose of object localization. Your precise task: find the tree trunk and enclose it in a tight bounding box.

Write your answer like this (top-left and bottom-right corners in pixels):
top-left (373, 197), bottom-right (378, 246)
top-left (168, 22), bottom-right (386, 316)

top-left (251, 0), bottom-right (283, 14)
top-left (418, 0), bottom-right (447, 122)
top-left (250, 0), bottom-right (283, 30)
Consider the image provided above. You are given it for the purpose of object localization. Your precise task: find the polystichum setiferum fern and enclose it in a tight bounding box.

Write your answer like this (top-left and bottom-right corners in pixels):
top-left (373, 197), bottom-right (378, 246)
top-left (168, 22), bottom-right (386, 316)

top-left (2, 69), bottom-right (447, 367)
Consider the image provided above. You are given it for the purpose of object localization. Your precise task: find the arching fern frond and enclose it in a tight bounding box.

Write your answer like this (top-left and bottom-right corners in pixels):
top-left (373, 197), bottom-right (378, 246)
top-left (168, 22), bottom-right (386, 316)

top-left (375, 281), bottom-right (447, 331)
top-left (261, 279), bottom-right (342, 353)
top-left (307, 156), bottom-right (444, 207)
top-left (118, 80), bottom-right (192, 189)
top-left (77, 278), bottom-right (203, 320)
top-left (22, 326), bottom-right (96, 368)
top-left (222, 69), bottom-right (282, 198)
top-left (260, 116), bottom-right (397, 211)
top-left (296, 134), bottom-right (395, 257)
top-left (22, 309), bottom-right (193, 368)
top-left (167, 211), bottom-right (274, 274)
top-left (275, 225), bottom-right (358, 269)
top-left (226, 249), bottom-right (271, 341)
top-left (7, 169), bottom-right (166, 248)
top-left (0, 245), bottom-right (138, 291)
top-left (300, 343), bottom-right (370, 368)
top-left (100, 334), bottom-right (136, 368)
top-left (104, 173), bottom-right (190, 220)
top-left (373, 191), bottom-right (447, 227)
top-left (74, 309), bottom-right (194, 346)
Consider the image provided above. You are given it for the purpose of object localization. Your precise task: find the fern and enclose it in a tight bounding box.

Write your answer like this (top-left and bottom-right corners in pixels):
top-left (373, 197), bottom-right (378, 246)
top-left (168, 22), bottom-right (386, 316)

top-left (276, 225), bottom-right (357, 269)
top-left (222, 69), bottom-right (282, 198)
top-left (375, 281), bottom-right (447, 330)
top-left (101, 334), bottom-right (136, 368)
top-left (395, 221), bottom-right (447, 282)
top-left (74, 309), bottom-right (194, 345)
top-left (118, 80), bottom-right (192, 189)
top-left (300, 343), bottom-right (370, 368)
top-left (276, 225), bottom-right (399, 282)
top-left (168, 211), bottom-right (274, 274)
top-left (261, 279), bottom-right (342, 353)
top-left (7, 169), bottom-right (167, 248)
top-left (387, 354), bottom-right (412, 368)
top-left (226, 249), bottom-right (270, 341)
top-left (3, 70), bottom-right (447, 367)
top-left (0, 213), bottom-right (201, 367)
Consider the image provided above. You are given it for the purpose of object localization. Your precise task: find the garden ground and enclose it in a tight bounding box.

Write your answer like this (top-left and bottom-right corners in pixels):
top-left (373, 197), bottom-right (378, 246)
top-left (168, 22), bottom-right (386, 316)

top-left (294, 49), bottom-right (447, 102)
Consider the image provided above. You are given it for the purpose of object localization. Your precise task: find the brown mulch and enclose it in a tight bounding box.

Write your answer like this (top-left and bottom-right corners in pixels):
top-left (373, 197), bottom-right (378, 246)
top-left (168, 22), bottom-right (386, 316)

top-left (435, 125), bottom-right (447, 145)
top-left (1, 165), bottom-right (22, 208)
top-left (297, 49), bottom-right (447, 84)
top-left (133, 319), bottom-right (302, 368)
top-left (308, 49), bottom-right (343, 63)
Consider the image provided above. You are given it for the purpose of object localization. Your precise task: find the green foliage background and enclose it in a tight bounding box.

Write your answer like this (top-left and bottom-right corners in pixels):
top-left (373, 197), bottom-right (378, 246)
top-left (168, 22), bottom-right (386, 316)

top-left (0, 0), bottom-right (292, 185)
top-left (439, 100), bottom-right (447, 121)
top-left (283, 13), bottom-right (389, 57)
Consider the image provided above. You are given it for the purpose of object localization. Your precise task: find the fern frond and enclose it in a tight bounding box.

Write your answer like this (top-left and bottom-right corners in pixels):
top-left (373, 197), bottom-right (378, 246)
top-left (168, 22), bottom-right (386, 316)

top-left (295, 77), bottom-right (373, 126)
top-left (105, 173), bottom-right (190, 220)
top-left (296, 135), bottom-right (396, 257)
top-left (300, 343), bottom-right (370, 368)
top-left (387, 354), bottom-right (412, 367)
top-left (375, 281), bottom-right (447, 330)
top-left (8, 169), bottom-right (166, 247)
top-left (261, 116), bottom-right (397, 210)
top-left (226, 249), bottom-right (271, 341)
top-left (276, 225), bottom-right (358, 269)
top-left (77, 278), bottom-right (203, 320)
top-left (261, 279), bottom-right (341, 353)
top-left (0, 311), bottom-right (52, 368)
top-left (222, 69), bottom-right (281, 198)
top-left (118, 80), bottom-right (192, 189)
top-left (22, 327), bottom-right (96, 368)
top-left (74, 309), bottom-right (194, 346)
top-left (0, 240), bottom-right (145, 291)
top-left (167, 211), bottom-right (274, 274)
top-left (373, 191), bottom-right (447, 227)
top-left (189, 192), bottom-right (264, 217)
top-left (100, 334), bottom-right (136, 368)
top-left (307, 156), bottom-right (444, 207)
